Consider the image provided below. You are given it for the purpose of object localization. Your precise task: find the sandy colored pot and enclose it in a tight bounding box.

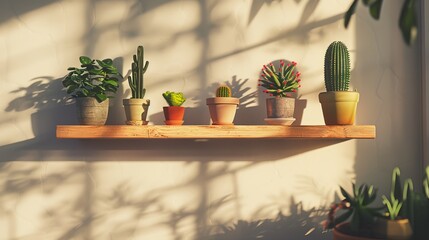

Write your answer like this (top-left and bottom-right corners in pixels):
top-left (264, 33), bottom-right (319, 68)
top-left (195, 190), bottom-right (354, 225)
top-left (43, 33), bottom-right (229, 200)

top-left (266, 97), bottom-right (295, 118)
top-left (319, 91), bottom-right (359, 125)
top-left (123, 98), bottom-right (150, 125)
top-left (206, 97), bottom-right (239, 125)
top-left (76, 97), bottom-right (109, 125)
top-left (373, 219), bottom-right (413, 240)
top-left (163, 106), bottom-right (185, 125)
top-left (333, 223), bottom-right (381, 240)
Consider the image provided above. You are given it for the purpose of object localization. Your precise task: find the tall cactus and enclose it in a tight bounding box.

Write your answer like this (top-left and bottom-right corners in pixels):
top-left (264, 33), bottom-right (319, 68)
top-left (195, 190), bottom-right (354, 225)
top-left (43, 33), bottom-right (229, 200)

top-left (128, 45), bottom-right (149, 98)
top-left (216, 86), bottom-right (231, 97)
top-left (324, 41), bottom-right (350, 91)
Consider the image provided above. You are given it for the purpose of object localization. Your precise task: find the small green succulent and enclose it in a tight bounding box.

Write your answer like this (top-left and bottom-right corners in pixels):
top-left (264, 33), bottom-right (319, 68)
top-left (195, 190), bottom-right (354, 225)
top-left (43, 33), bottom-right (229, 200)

top-left (162, 91), bottom-right (186, 107)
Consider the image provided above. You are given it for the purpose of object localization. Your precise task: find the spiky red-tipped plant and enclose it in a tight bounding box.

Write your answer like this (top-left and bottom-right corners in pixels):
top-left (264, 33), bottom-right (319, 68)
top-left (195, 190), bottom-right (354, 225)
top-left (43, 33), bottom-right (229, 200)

top-left (258, 60), bottom-right (301, 97)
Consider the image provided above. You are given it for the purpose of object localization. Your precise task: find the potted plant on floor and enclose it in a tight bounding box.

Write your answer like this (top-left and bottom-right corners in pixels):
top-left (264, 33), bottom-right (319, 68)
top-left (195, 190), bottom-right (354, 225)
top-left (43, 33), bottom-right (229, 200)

top-left (206, 86), bottom-right (239, 125)
top-left (325, 166), bottom-right (429, 240)
top-left (162, 91), bottom-right (186, 125)
top-left (123, 45), bottom-right (150, 125)
top-left (258, 60), bottom-right (301, 125)
top-left (319, 41), bottom-right (359, 125)
top-left (62, 56), bottom-right (120, 125)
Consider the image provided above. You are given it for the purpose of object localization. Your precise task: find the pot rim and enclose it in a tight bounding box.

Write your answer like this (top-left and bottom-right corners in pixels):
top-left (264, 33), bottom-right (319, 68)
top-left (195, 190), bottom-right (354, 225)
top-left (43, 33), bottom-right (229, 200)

top-left (206, 97), bottom-right (239, 105)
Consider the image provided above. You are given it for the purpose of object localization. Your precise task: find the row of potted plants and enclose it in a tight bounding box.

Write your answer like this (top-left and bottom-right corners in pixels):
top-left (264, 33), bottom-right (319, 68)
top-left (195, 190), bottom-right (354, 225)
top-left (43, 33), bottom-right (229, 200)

top-left (325, 166), bottom-right (429, 240)
top-left (62, 41), bottom-right (359, 126)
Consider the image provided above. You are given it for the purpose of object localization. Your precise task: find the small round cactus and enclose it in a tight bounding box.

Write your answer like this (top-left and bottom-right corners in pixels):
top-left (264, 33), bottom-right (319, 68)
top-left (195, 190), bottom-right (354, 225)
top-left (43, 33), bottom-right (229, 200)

top-left (216, 86), bottom-right (231, 97)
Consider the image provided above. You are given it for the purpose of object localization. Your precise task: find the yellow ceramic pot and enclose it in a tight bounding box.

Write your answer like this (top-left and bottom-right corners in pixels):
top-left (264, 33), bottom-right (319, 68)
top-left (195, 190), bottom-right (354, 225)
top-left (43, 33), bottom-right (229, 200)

top-left (373, 219), bottom-right (413, 240)
top-left (319, 91), bottom-right (359, 125)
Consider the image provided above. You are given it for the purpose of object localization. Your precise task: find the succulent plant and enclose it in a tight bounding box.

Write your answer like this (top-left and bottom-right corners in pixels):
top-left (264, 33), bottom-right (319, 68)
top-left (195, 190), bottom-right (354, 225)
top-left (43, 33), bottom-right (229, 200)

top-left (128, 45), bottom-right (149, 99)
top-left (216, 86), bottom-right (232, 97)
top-left (162, 91), bottom-right (186, 107)
top-left (258, 60), bottom-right (301, 97)
top-left (324, 41), bottom-right (351, 92)
top-left (325, 184), bottom-right (382, 234)
top-left (62, 56), bottom-right (120, 103)
top-left (424, 166), bottom-right (429, 199)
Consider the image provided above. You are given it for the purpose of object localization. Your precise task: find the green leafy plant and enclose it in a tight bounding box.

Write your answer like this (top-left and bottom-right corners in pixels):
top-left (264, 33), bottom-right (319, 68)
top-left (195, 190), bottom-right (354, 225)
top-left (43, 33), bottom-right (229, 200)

top-left (62, 56), bottom-right (120, 103)
top-left (325, 184), bottom-right (381, 235)
top-left (128, 45), bottom-right (149, 99)
top-left (382, 167), bottom-right (404, 220)
top-left (324, 41), bottom-right (351, 92)
top-left (216, 86), bottom-right (232, 97)
top-left (326, 167), bottom-right (429, 239)
top-left (258, 60), bottom-right (301, 97)
top-left (162, 91), bottom-right (186, 106)
top-left (344, 0), bottom-right (417, 45)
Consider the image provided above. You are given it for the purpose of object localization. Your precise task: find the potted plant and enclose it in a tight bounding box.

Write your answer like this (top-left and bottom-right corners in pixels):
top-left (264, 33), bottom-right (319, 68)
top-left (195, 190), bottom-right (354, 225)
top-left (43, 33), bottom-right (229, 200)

top-left (319, 41), bottom-right (359, 125)
top-left (123, 45), bottom-right (150, 125)
top-left (325, 166), bottom-right (429, 240)
top-left (206, 86), bottom-right (239, 125)
top-left (162, 91), bottom-right (186, 125)
top-left (62, 56), bottom-right (120, 125)
top-left (258, 60), bottom-right (301, 125)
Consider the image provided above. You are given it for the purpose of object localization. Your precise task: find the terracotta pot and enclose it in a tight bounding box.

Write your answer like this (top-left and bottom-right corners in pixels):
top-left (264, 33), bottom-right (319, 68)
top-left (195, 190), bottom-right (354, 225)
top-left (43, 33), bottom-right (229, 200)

top-left (319, 91), bottom-right (359, 125)
top-left (373, 219), bottom-right (413, 240)
top-left (163, 106), bottom-right (185, 125)
top-left (266, 97), bottom-right (295, 118)
top-left (333, 223), bottom-right (381, 240)
top-left (123, 98), bottom-right (150, 125)
top-left (206, 97), bottom-right (239, 125)
top-left (76, 97), bottom-right (109, 125)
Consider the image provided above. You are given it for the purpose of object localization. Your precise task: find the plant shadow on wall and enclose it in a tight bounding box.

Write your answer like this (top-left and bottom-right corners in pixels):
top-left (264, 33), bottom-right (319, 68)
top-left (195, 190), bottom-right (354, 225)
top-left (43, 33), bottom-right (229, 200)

top-left (0, 161), bottom-right (97, 240)
top-left (208, 197), bottom-right (329, 240)
top-left (2, 57), bottom-right (126, 141)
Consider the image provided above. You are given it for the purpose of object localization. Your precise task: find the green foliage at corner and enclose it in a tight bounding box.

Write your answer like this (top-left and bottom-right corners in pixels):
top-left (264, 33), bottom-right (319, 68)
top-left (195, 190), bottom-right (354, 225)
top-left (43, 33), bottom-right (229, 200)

top-left (128, 45), bottom-right (149, 99)
top-left (344, 0), bottom-right (417, 45)
top-left (62, 56), bottom-right (120, 103)
top-left (162, 91), bottom-right (186, 106)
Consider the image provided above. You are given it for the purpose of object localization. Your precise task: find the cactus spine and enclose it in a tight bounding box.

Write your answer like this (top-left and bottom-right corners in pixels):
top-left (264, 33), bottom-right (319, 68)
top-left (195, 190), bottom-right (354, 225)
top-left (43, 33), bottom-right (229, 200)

top-left (128, 46), bottom-right (149, 98)
top-left (216, 86), bottom-right (231, 97)
top-left (324, 41), bottom-right (350, 91)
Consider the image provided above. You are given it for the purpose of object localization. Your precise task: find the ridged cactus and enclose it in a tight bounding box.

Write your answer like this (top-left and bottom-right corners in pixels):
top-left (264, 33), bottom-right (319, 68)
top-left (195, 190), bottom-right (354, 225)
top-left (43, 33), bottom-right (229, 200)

top-left (216, 86), bottom-right (231, 97)
top-left (128, 45), bottom-right (149, 98)
top-left (324, 41), bottom-right (350, 91)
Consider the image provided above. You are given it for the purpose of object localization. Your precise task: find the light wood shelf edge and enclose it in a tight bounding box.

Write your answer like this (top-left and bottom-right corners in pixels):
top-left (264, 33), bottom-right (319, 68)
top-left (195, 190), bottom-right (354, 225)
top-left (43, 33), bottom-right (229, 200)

top-left (56, 125), bottom-right (376, 139)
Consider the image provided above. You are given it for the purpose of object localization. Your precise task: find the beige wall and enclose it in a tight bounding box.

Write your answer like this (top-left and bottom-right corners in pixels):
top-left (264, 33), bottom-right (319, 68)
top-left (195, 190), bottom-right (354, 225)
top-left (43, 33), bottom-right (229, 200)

top-left (0, 0), bottom-right (422, 239)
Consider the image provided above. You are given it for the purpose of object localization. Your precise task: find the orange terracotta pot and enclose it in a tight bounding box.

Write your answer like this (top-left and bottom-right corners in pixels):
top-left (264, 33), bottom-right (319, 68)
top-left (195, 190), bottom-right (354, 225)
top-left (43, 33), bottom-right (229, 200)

top-left (333, 223), bottom-right (381, 240)
top-left (163, 106), bottom-right (185, 125)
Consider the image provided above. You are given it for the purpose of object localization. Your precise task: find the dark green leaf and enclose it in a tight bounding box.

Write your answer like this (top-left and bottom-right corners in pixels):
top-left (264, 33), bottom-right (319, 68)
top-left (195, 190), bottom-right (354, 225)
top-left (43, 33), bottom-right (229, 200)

top-left (344, 0), bottom-right (359, 28)
top-left (340, 186), bottom-right (352, 202)
top-left (79, 56), bottom-right (92, 65)
top-left (399, 0), bottom-right (417, 45)
top-left (89, 69), bottom-right (103, 75)
top-left (67, 67), bottom-right (76, 71)
top-left (334, 210), bottom-right (353, 226)
top-left (369, 0), bottom-right (383, 20)
top-left (81, 88), bottom-right (89, 96)
top-left (95, 93), bottom-right (107, 103)
top-left (104, 79), bottom-right (118, 86)
top-left (66, 85), bottom-right (78, 94)
top-left (102, 58), bottom-right (113, 65)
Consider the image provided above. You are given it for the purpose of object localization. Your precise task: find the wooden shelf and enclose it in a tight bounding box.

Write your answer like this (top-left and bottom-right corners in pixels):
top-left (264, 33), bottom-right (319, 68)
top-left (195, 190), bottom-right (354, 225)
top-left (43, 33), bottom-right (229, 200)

top-left (56, 125), bottom-right (376, 139)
